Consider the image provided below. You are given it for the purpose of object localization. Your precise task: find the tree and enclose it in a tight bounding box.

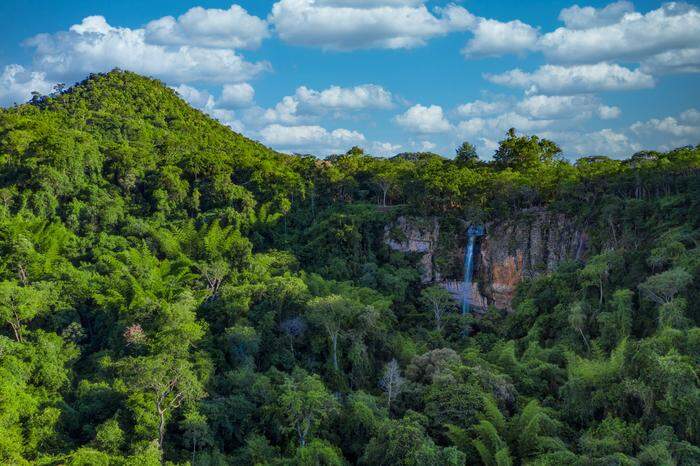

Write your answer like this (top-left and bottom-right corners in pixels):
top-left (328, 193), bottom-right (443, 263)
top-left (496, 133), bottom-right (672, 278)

top-left (638, 267), bottom-right (693, 305)
top-left (420, 286), bottom-right (454, 333)
top-left (0, 281), bottom-right (51, 342)
top-left (307, 294), bottom-right (364, 372)
top-left (598, 289), bottom-right (633, 349)
top-left (579, 251), bottom-right (619, 308)
top-left (492, 129), bottom-right (561, 171)
top-left (180, 409), bottom-right (213, 465)
top-left (379, 359), bottom-right (405, 412)
top-left (361, 414), bottom-right (465, 465)
top-left (568, 301), bottom-right (590, 352)
top-left (120, 355), bottom-right (204, 452)
top-left (455, 141), bottom-right (479, 167)
top-left (278, 369), bottom-right (338, 447)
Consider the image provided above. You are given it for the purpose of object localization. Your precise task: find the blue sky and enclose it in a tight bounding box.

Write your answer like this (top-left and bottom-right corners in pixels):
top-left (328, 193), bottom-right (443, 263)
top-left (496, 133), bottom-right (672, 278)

top-left (1, 0), bottom-right (699, 159)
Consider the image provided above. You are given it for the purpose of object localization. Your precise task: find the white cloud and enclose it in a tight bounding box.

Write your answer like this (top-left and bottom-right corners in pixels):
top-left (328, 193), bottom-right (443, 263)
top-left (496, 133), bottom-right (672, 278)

top-left (395, 104), bottom-right (451, 133)
top-left (259, 96), bottom-right (301, 124)
top-left (462, 18), bottom-right (539, 57)
top-left (247, 83), bottom-right (394, 127)
top-left (627, 109), bottom-right (700, 151)
top-left (372, 140), bottom-right (402, 155)
top-left (597, 104), bottom-right (621, 119)
top-left (420, 140), bottom-right (436, 151)
top-left (631, 115), bottom-right (700, 138)
top-left (558, 1), bottom-right (635, 30)
top-left (220, 83), bottom-right (255, 107)
top-left (566, 128), bottom-right (641, 156)
top-left (0, 64), bottom-right (54, 106)
top-left (25, 16), bottom-right (270, 83)
top-left (208, 107), bottom-right (245, 132)
top-left (145, 4), bottom-right (269, 49)
top-left (172, 84), bottom-right (246, 132)
top-left (541, 3), bottom-right (700, 64)
top-left (641, 47), bottom-right (700, 74)
top-left (173, 83), bottom-right (216, 109)
top-left (486, 63), bottom-right (655, 94)
top-left (456, 112), bottom-right (554, 138)
top-left (259, 123), bottom-right (365, 153)
top-left (680, 108), bottom-right (700, 124)
top-left (269, 0), bottom-right (474, 50)
top-left (295, 84), bottom-right (393, 110)
top-left (456, 99), bottom-right (509, 117)
top-left (516, 94), bottom-right (619, 120)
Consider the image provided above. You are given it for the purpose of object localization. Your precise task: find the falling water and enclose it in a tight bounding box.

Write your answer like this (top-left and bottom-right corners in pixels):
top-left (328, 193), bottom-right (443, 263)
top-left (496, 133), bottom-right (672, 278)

top-left (462, 225), bottom-right (484, 315)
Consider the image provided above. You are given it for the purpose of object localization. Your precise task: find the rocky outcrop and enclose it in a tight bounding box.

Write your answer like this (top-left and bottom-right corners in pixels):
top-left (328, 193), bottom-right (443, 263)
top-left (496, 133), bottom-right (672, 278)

top-left (384, 216), bottom-right (440, 282)
top-left (385, 209), bottom-right (586, 311)
top-left (478, 209), bottom-right (586, 309)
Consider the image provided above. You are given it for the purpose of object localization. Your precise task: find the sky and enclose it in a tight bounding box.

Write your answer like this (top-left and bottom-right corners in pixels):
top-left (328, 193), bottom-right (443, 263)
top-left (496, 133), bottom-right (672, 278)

top-left (1, 0), bottom-right (699, 159)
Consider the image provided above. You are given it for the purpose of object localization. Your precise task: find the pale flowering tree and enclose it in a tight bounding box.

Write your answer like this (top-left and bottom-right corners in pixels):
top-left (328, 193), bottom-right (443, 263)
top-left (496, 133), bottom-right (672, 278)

top-left (123, 323), bottom-right (146, 346)
top-left (379, 358), bottom-right (405, 412)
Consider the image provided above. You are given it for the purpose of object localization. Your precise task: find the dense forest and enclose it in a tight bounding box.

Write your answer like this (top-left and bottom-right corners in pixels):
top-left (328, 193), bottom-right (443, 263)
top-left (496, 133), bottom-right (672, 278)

top-left (0, 70), bottom-right (698, 465)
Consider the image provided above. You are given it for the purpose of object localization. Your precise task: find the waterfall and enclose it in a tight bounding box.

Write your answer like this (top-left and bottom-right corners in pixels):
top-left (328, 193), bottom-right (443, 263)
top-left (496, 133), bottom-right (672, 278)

top-left (461, 225), bottom-right (484, 315)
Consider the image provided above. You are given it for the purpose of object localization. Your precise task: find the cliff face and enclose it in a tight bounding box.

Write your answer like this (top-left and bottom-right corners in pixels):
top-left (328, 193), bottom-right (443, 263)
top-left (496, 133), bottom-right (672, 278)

top-left (385, 209), bottom-right (587, 310)
top-left (384, 216), bottom-right (440, 282)
top-left (477, 209), bottom-right (587, 309)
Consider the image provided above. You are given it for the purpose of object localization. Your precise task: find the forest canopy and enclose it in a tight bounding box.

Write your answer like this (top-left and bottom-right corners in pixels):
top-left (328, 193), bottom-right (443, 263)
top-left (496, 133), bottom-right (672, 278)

top-left (0, 70), bottom-right (699, 465)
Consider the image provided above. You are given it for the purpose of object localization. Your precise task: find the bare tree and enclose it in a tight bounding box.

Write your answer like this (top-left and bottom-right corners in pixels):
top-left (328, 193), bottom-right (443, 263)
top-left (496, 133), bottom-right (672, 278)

top-left (379, 359), bottom-right (405, 412)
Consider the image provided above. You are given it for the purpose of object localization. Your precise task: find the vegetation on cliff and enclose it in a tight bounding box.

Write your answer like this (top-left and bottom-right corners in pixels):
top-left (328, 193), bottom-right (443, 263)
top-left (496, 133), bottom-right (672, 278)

top-left (0, 70), bottom-right (699, 465)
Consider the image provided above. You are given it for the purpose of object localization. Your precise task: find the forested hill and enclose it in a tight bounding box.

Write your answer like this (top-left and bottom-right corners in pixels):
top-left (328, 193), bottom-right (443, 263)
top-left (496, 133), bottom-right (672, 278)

top-left (1, 69), bottom-right (699, 465)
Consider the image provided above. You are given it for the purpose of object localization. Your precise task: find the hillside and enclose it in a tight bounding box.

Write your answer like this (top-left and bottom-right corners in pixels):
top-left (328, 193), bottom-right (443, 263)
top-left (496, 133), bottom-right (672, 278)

top-left (0, 70), bottom-right (699, 465)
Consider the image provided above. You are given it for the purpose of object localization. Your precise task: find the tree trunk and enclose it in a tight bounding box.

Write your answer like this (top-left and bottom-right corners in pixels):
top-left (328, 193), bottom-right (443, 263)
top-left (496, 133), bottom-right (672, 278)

top-left (578, 327), bottom-right (590, 353)
top-left (157, 404), bottom-right (166, 454)
top-left (331, 333), bottom-right (339, 371)
top-left (10, 320), bottom-right (21, 342)
top-left (10, 312), bottom-right (22, 342)
top-left (434, 304), bottom-right (442, 333)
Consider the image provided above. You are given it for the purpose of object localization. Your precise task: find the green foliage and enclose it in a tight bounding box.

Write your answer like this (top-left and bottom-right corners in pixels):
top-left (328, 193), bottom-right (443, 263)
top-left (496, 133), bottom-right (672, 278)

top-left (0, 70), bottom-right (698, 464)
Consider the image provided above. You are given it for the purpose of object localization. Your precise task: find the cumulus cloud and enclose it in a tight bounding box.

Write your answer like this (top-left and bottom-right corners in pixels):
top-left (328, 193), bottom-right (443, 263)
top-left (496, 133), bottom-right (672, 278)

top-left (486, 63), bottom-right (655, 94)
top-left (462, 18), bottom-right (539, 57)
top-left (172, 83), bottom-right (246, 132)
top-left (419, 140), bottom-right (436, 151)
top-left (541, 3), bottom-right (700, 64)
top-left (456, 99), bottom-right (509, 117)
top-left (254, 96), bottom-right (302, 125)
top-left (0, 64), bottom-right (54, 106)
top-left (680, 108), bottom-right (700, 124)
top-left (372, 140), bottom-right (402, 155)
top-left (597, 105), bottom-right (621, 119)
top-left (516, 94), bottom-right (619, 120)
top-left (246, 83), bottom-right (394, 127)
top-left (220, 83), bottom-right (255, 107)
top-left (269, 0), bottom-right (474, 50)
top-left (173, 83), bottom-right (216, 109)
top-left (641, 47), bottom-right (700, 74)
top-left (259, 123), bottom-right (365, 153)
top-left (295, 84), bottom-right (393, 110)
top-left (558, 1), bottom-right (635, 30)
top-left (566, 128), bottom-right (641, 156)
top-left (631, 114), bottom-right (700, 138)
top-left (456, 112), bottom-right (555, 139)
top-left (626, 109), bottom-right (700, 151)
top-left (25, 15), bottom-right (270, 83)
top-left (395, 104), bottom-right (451, 133)
top-left (145, 5), bottom-right (269, 49)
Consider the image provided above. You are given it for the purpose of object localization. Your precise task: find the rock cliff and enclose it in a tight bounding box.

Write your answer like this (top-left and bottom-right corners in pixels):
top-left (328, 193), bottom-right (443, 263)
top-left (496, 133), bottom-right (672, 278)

top-left (385, 208), bottom-right (587, 310)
